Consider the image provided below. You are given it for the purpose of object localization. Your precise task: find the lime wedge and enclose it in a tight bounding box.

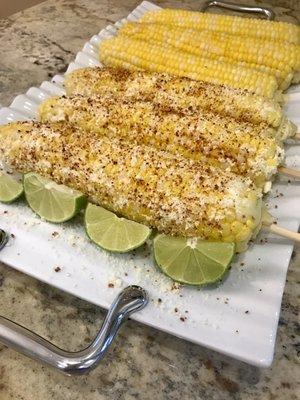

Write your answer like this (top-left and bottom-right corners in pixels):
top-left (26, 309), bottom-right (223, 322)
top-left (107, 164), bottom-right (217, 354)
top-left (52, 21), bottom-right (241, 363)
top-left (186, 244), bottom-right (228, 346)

top-left (24, 172), bottom-right (86, 223)
top-left (153, 234), bottom-right (235, 286)
top-left (85, 203), bottom-right (151, 252)
top-left (0, 172), bottom-right (23, 203)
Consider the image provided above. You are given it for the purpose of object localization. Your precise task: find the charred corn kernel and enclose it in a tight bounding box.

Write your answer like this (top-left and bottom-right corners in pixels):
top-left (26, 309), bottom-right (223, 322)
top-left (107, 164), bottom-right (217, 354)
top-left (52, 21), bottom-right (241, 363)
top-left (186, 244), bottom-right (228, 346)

top-left (65, 67), bottom-right (284, 128)
top-left (39, 95), bottom-right (285, 189)
top-left (99, 36), bottom-right (278, 98)
top-left (0, 121), bottom-right (264, 246)
top-left (140, 9), bottom-right (300, 45)
top-left (120, 22), bottom-right (299, 89)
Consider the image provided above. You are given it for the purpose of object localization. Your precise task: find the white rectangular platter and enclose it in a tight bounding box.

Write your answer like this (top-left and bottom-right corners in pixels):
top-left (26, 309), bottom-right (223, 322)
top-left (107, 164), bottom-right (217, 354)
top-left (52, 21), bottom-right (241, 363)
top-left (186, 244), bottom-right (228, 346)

top-left (0, 1), bottom-right (300, 367)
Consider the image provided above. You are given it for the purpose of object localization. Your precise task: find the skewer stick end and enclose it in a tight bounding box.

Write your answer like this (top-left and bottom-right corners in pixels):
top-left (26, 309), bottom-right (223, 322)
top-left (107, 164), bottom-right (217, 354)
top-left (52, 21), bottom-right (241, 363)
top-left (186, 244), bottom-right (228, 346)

top-left (264, 224), bottom-right (300, 243)
top-left (278, 166), bottom-right (300, 179)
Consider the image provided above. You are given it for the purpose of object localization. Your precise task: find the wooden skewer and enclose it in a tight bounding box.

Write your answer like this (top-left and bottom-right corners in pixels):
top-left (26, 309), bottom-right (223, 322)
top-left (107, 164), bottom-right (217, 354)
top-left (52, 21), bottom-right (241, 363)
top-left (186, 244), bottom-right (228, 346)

top-left (278, 166), bottom-right (300, 179)
top-left (295, 133), bottom-right (300, 140)
top-left (264, 224), bottom-right (300, 243)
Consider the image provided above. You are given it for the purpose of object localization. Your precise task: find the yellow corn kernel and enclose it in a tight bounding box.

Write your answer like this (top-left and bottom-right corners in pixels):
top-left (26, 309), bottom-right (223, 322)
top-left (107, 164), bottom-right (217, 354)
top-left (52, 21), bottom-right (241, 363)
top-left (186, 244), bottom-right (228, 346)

top-left (120, 22), bottom-right (299, 88)
top-left (230, 221), bottom-right (245, 234)
top-left (140, 9), bottom-right (300, 45)
top-left (99, 36), bottom-right (278, 98)
top-left (235, 227), bottom-right (252, 242)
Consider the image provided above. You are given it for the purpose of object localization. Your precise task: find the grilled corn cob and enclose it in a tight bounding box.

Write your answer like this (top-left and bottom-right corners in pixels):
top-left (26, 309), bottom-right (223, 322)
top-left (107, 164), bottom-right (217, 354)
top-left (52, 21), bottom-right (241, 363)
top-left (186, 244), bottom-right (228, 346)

top-left (120, 22), bottom-right (299, 89)
top-left (39, 95), bottom-right (285, 190)
top-left (0, 121), bottom-right (263, 248)
top-left (140, 9), bottom-right (300, 45)
top-left (63, 64), bottom-right (295, 147)
top-left (65, 67), bottom-right (284, 128)
top-left (99, 36), bottom-right (279, 98)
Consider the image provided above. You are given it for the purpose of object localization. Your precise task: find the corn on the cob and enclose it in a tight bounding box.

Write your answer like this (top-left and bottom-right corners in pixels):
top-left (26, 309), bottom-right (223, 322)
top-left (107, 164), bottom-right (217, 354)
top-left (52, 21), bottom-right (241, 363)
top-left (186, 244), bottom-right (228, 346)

top-left (140, 9), bottom-right (300, 45)
top-left (39, 95), bottom-right (285, 190)
top-left (0, 121), bottom-right (263, 247)
top-left (99, 36), bottom-right (279, 98)
top-left (65, 67), bottom-right (284, 128)
top-left (120, 22), bottom-right (299, 89)
top-left (64, 67), bottom-right (296, 140)
top-left (277, 117), bottom-right (297, 141)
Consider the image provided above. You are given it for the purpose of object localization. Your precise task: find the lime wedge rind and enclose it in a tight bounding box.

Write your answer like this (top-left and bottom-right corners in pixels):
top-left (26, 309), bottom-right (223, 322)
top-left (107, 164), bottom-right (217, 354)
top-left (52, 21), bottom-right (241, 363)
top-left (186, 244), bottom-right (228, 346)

top-left (153, 234), bottom-right (235, 286)
top-left (23, 173), bottom-right (86, 223)
top-left (85, 203), bottom-right (151, 253)
top-left (0, 173), bottom-right (24, 203)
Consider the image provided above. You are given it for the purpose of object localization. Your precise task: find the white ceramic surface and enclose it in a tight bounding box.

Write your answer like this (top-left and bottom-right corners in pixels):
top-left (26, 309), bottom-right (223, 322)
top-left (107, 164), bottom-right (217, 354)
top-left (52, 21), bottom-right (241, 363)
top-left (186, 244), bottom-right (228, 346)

top-left (0, 1), bottom-right (299, 367)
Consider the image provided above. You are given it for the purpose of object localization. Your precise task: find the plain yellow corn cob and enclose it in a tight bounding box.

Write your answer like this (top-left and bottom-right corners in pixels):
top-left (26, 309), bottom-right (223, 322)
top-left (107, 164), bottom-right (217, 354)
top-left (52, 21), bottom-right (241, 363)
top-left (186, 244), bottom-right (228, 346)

top-left (120, 22), bottom-right (300, 89)
top-left (65, 67), bottom-right (284, 128)
top-left (140, 9), bottom-right (300, 45)
top-left (39, 95), bottom-right (285, 190)
top-left (0, 121), bottom-right (263, 247)
top-left (99, 36), bottom-right (279, 98)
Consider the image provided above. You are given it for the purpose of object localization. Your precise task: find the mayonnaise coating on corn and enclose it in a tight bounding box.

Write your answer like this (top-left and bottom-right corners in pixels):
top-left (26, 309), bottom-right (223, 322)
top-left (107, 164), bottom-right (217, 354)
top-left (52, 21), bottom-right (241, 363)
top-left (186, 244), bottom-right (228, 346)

top-left (0, 121), bottom-right (263, 248)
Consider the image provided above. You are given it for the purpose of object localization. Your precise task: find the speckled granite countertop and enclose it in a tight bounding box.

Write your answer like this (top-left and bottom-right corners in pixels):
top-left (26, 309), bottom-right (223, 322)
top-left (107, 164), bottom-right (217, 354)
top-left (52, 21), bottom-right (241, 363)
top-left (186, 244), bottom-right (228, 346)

top-left (0, 1), bottom-right (299, 399)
